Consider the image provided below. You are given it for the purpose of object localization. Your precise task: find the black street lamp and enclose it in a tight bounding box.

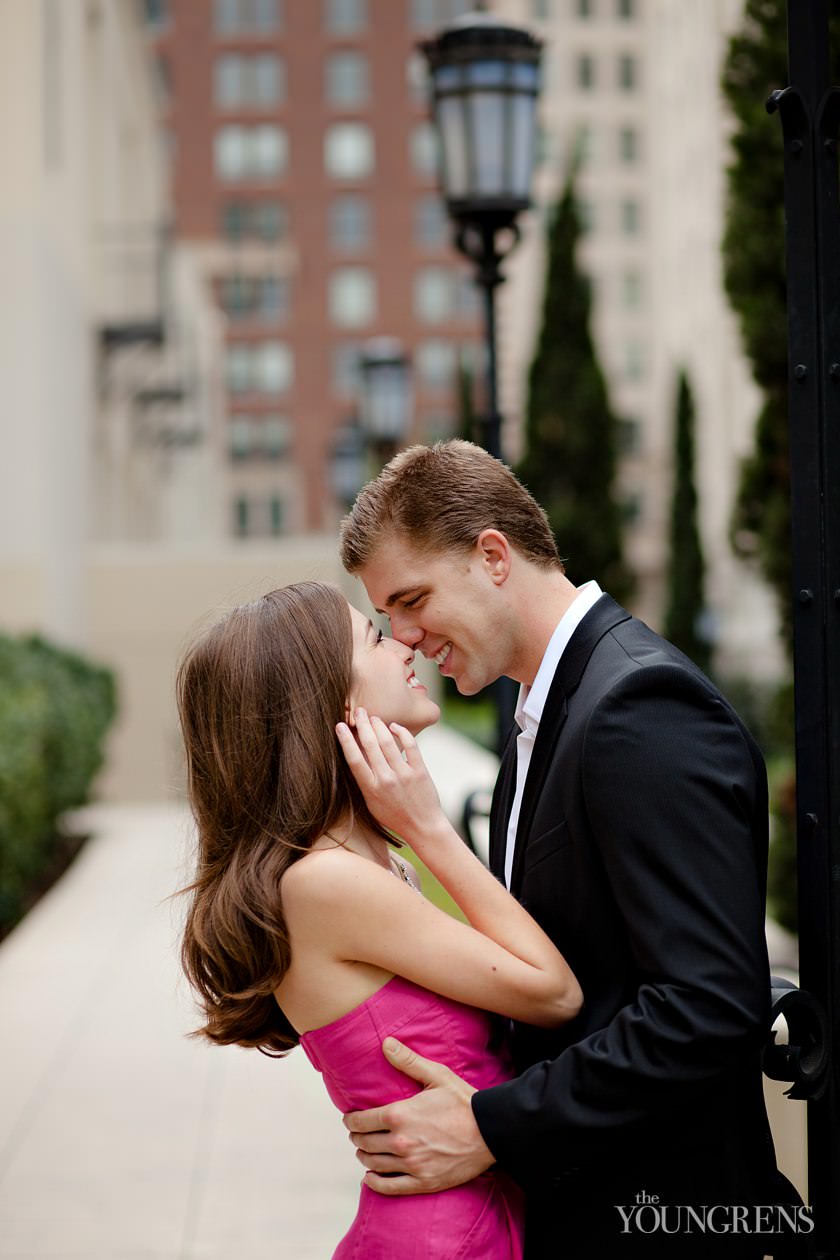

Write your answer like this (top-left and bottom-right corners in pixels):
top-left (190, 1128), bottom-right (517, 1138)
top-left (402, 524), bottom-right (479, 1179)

top-left (330, 419), bottom-right (366, 512)
top-left (358, 337), bottom-right (413, 465)
top-left (420, 10), bottom-right (542, 462)
top-left (421, 11), bottom-right (542, 754)
top-left (765, 1), bottom-right (840, 1253)
top-left (330, 339), bottom-right (413, 512)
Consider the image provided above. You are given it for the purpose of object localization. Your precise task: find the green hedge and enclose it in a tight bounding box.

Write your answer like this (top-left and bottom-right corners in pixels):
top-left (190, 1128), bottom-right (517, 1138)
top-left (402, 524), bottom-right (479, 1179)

top-left (0, 634), bottom-right (117, 932)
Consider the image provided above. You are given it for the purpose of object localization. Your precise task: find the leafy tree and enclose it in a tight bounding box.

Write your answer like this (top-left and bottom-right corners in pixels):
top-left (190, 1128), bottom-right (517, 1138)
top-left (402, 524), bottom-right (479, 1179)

top-left (664, 370), bottom-right (711, 674)
top-left (517, 170), bottom-right (632, 601)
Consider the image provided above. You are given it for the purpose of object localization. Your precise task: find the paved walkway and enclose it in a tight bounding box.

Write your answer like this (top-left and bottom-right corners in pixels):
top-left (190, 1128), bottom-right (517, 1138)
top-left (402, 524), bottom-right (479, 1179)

top-left (0, 727), bottom-right (499, 1260)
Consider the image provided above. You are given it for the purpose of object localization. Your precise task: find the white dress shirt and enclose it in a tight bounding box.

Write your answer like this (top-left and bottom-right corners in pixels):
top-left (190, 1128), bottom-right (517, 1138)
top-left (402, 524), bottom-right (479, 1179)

top-left (503, 582), bottom-right (604, 889)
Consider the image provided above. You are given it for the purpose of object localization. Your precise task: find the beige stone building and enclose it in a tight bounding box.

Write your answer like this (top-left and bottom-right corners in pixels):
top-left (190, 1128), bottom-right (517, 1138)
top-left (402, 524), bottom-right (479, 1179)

top-left (494, 0), bottom-right (783, 680)
top-left (0, 0), bottom-right (343, 801)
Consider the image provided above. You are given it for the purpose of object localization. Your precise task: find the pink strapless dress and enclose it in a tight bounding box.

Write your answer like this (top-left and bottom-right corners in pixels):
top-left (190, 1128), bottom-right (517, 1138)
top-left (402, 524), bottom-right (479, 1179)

top-left (299, 975), bottom-right (524, 1259)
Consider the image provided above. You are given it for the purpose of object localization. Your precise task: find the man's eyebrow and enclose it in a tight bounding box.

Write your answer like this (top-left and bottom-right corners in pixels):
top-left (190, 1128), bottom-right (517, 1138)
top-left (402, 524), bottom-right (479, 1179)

top-left (381, 585), bottom-right (423, 610)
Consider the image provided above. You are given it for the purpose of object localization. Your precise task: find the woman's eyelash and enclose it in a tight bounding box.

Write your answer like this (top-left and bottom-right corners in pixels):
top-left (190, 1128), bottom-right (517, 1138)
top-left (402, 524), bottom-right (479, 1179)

top-left (375, 628), bottom-right (384, 644)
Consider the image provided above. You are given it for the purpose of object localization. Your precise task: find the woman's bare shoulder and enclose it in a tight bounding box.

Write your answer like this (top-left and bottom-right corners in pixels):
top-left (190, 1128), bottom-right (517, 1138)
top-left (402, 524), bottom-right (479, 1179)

top-left (280, 842), bottom-right (380, 910)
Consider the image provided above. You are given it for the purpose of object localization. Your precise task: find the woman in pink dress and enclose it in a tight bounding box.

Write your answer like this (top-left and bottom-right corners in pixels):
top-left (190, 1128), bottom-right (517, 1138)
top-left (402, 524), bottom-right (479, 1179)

top-left (177, 582), bottom-right (581, 1258)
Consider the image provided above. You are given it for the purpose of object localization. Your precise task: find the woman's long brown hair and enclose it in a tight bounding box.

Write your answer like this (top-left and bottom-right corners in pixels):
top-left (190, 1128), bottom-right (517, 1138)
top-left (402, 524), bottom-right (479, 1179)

top-left (176, 582), bottom-right (389, 1056)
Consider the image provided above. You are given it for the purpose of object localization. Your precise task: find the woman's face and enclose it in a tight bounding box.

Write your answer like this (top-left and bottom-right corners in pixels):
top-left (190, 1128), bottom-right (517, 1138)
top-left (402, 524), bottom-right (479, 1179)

top-left (348, 605), bottom-right (440, 735)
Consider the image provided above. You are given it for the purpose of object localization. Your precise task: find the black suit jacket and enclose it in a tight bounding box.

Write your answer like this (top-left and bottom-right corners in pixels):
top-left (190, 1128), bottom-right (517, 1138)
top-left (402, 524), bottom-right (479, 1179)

top-left (472, 597), bottom-right (800, 1258)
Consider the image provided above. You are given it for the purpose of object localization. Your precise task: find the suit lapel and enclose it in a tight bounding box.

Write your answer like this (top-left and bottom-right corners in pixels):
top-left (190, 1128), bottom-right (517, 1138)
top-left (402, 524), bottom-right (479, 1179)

top-left (509, 595), bottom-right (631, 896)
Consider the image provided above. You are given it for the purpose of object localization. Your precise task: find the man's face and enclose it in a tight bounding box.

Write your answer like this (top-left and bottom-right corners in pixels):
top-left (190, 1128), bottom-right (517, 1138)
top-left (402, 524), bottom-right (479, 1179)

top-left (358, 535), bottom-right (511, 696)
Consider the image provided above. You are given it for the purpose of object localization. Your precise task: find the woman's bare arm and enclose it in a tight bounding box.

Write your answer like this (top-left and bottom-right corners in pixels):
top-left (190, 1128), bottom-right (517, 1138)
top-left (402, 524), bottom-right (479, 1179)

top-left (300, 709), bottom-right (583, 1028)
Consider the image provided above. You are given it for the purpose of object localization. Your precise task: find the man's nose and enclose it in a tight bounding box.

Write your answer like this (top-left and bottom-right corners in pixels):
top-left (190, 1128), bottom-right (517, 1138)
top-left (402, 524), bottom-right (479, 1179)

top-left (384, 636), bottom-right (415, 666)
top-left (388, 612), bottom-right (423, 650)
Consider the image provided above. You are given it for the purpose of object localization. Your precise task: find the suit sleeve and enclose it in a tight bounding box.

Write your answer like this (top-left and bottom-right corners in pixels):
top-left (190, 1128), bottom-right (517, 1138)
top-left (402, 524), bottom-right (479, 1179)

top-left (471, 664), bottom-right (771, 1185)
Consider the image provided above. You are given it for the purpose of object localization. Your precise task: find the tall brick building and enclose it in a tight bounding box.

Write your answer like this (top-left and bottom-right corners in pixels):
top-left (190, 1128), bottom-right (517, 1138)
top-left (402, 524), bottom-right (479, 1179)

top-left (147, 0), bottom-right (480, 537)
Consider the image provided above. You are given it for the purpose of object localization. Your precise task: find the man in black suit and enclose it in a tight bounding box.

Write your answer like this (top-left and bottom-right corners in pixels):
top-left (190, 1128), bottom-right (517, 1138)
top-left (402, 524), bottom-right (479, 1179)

top-left (339, 441), bottom-right (804, 1258)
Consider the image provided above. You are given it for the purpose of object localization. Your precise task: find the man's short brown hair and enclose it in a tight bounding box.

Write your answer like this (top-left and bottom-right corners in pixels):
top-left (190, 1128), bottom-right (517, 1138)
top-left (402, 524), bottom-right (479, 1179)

top-left (339, 440), bottom-right (562, 573)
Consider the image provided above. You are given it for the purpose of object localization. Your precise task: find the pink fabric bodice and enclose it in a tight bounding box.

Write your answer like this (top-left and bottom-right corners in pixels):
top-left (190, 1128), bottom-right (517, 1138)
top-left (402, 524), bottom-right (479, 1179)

top-left (299, 975), bottom-right (524, 1259)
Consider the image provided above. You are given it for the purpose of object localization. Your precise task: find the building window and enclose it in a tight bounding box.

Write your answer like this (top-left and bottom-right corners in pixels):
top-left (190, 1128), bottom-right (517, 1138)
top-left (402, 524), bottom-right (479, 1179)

top-left (409, 0), bottom-right (471, 30)
top-left (329, 267), bottom-right (376, 327)
top-left (143, 0), bottom-right (170, 29)
top-left (219, 276), bottom-right (290, 322)
top-left (332, 341), bottom-right (364, 396)
top-left (229, 416), bottom-right (256, 459)
top-left (576, 54), bottom-right (595, 91)
top-left (456, 273), bottom-right (480, 319)
top-left (414, 195), bottom-right (448, 248)
top-left (410, 121), bottom-right (438, 178)
top-left (617, 0), bottom-right (635, 17)
top-left (214, 0), bottom-right (281, 35)
top-left (416, 339), bottom-right (456, 393)
top-left (536, 123), bottom-right (553, 168)
top-left (575, 121), bottom-right (595, 164)
top-left (324, 122), bottom-right (374, 179)
top-left (264, 416), bottom-right (292, 457)
top-left (329, 196), bottom-right (372, 251)
top-left (622, 269), bottom-right (641, 308)
top-left (414, 267), bottom-right (457, 323)
top-left (618, 53), bottom-right (637, 90)
top-left (221, 201), bottom-right (288, 241)
top-left (621, 197), bottom-right (640, 234)
top-left (215, 125), bottom-right (288, 181)
top-left (620, 491), bottom-right (643, 525)
top-left (233, 495), bottom-right (250, 536)
top-left (624, 341), bottom-right (643, 380)
top-left (577, 0), bottom-right (593, 16)
top-left (619, 125), bottom-right (638, 162)
top-left (269, 494), bottom-right (285, 535)
top-left (616, 417), bottom-right (641, 455)
top-left (325, 52), bottom-right (370, 108)
top-left (406, 53), bottom-right (428, 106)
top-left (226, 342), bottom-right (294, 394)
top-left (576, 196), bottom-right (595, 233)
top-left (229, 414), bottom-right (292, 460)
top-left (325, 0), bottom-right (367, 34)
top-left (532, 0), bottom-right (551, 18)
top-left (215, 54), bottom-right (284, 109)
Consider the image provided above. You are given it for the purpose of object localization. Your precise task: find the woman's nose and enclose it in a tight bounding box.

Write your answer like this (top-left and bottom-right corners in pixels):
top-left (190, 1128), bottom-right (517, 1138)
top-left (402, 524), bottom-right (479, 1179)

top-left (385, 636), bottom-right (414, 666)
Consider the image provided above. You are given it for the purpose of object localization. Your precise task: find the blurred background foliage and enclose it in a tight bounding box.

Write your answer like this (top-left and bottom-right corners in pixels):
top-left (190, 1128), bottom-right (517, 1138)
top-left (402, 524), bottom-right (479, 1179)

top-left (0, 636), bottom-right (117, 937)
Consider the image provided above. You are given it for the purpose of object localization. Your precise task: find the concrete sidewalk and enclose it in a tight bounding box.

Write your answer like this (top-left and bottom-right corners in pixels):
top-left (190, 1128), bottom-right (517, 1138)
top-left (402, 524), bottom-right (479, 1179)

top-left (0, 726), bottom-right (498, 1260)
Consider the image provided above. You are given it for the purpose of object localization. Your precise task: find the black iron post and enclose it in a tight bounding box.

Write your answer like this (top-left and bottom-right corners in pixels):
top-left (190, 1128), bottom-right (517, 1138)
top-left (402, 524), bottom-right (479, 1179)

top-left (420, 14), bottom-right (542, 755)
top-left (454, 218), bottom-right (522, 754)
top-left (768, 1), bottom-right (840, 1252)
top-left (453, 217), bottom-right (519, 462)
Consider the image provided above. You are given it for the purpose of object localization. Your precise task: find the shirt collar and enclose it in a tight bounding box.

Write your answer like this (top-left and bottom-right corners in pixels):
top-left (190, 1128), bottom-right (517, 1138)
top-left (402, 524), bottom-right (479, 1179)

top-left (514, 581), bottom-right (604, 733)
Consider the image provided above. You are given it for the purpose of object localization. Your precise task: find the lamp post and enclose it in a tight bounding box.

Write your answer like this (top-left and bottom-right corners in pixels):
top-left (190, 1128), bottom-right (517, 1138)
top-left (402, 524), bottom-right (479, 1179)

top-left (358, 337), bottom-right (413, 466)
top-left (767, 2), bottom-right (840, 1254)
top-left (330, 418), bottom-right (366, 512)
top-left (330, 338), bottom-right (413, 512)
top-left (420, 11), bottom-right (541, 462)
top-left (420, 10), bottom-right (542, 752)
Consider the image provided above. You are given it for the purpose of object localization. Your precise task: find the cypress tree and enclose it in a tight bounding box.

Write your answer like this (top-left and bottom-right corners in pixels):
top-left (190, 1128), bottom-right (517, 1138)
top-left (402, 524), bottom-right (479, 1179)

top-left (721, 0), bottom-right (840, 933)
top-left (722, 0), bottom-right (840, 652)
top-left (663, 370), bottom-right (711, 674)
top-left (517, 170), bottom-right (631, 601)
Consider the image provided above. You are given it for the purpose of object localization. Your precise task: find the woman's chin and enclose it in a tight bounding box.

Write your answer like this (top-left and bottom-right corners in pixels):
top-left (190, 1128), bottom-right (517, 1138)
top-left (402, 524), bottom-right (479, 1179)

top-left (410, 700), bottom-right (441, 735)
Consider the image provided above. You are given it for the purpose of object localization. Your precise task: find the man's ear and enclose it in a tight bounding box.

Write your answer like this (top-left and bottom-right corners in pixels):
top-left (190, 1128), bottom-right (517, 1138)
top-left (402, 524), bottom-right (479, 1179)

top-left (476, 529), bottom-right (511, 585)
